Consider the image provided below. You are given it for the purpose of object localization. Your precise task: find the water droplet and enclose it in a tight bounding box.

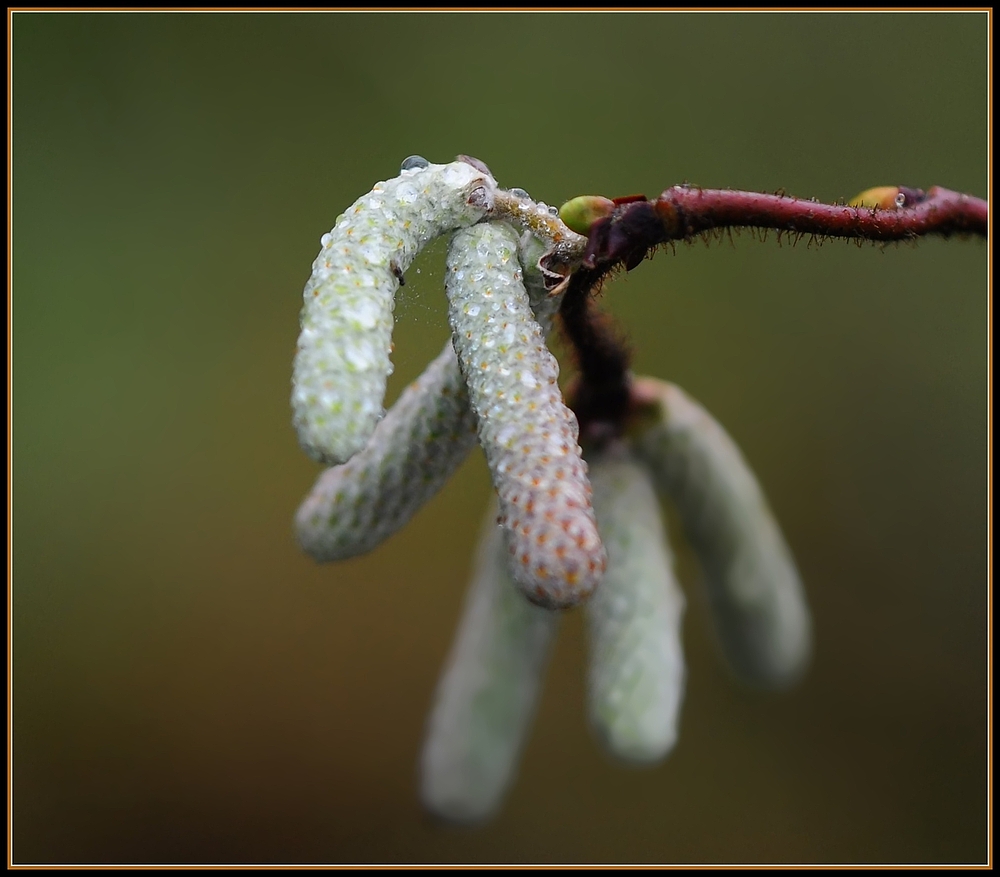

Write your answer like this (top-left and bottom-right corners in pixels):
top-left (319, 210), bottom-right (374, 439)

top-left (457, 154), bottom-right (492, 176)
top-left (510, 187), bottom-right (531, 200)
top-left (548, 205), bottom-right (559, 215)
top-left (395, 182), bottom-right (419, 204)
top-left (400, 155), bottom-right (429, 172)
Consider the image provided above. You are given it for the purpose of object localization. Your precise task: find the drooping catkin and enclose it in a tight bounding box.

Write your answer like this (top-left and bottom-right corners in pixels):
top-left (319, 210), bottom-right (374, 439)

top-left (446, 222), bottom-right (606, 609)
top-left (586, 444), bottom-right (687, 764)
top-left (295, 342), bottom-right (478, 562)
top-left (632, 378), bottom-right (811, 688)
top-left (295, 224), bottom-right (566, 563)
top-left (420, 500), bottom-right (560, 823)
top-left (292, 160), bottom-right (495, 466)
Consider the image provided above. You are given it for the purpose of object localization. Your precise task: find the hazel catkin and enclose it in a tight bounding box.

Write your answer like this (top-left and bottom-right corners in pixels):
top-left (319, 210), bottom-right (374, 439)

top-left (292, 160), bottom-right (495, 466)
top-left (445, 222), bottom-right (606, 609)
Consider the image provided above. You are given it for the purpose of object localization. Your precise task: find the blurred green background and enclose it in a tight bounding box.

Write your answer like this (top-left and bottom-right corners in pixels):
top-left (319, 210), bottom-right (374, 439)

top-left (12, 12), bottom-right (988, 865)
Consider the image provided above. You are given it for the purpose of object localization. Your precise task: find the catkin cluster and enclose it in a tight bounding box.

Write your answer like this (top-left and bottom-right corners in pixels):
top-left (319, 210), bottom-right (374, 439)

top-left (291, 156), bottom-right (813, 825)
top-left (293, 160), bottom-right (606, 607)
top-left (420, 388), bottom-right (812, 822)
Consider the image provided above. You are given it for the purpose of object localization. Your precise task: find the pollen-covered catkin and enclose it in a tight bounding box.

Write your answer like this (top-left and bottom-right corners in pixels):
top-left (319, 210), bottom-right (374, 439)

top-left (632, 378), bottom-right (811, 688)
top-left (420, 500), bottom-right (560, 823)
top-left (292, 160), bottom-right (495, 466)
top-left (446, 222), bottom-right (607, 609)
top-left (586, 444), bottom-right (686, 764)
top-left (294, 342), bottom-right (478, 562)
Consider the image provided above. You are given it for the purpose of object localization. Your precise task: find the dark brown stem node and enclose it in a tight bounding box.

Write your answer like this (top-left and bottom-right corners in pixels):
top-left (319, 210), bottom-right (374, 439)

top-left (559, 275), bottom-right (633, 445)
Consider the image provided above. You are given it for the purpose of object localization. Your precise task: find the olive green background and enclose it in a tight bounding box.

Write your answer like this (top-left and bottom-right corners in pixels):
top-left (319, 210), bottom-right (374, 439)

top-left (12, 12), bottom-right (989, 865)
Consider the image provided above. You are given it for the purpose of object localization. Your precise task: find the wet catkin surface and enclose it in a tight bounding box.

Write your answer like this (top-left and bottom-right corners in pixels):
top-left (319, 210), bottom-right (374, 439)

top-left (293, 161), bottom-right (493, 465)
top-left (446, 223), bottom-right (605, 609)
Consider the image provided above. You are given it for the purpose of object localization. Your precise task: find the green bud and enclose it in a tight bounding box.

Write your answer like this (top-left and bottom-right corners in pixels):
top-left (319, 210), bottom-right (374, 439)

top-left (558, 195), bottom-right (616, 236)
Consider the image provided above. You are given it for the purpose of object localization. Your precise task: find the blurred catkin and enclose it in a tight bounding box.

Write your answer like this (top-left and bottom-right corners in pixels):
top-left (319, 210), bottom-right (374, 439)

top-left (632, 378), bottom-right (811, 687)
top-left (586, 443), bottom-right (687, 764)
top-left (420, 500), bottom-right (560, 823)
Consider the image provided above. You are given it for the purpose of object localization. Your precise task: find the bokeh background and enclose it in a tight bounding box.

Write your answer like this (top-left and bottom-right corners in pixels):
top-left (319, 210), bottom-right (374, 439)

top-left (12, 11), bottom-right (989, 865)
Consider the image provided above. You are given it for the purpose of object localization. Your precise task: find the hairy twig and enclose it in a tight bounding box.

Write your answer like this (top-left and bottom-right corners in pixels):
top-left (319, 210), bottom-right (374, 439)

top-left (579, 185), bottom-right (988, 271)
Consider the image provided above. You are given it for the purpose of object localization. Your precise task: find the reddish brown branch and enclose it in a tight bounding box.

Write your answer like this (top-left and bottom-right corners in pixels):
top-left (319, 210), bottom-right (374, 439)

top-left (582, 185), bottom-right (988, 270)
top-left (658, 184), bottom-right (987, 239)
top-left (559, 274), bottom-right (633, 443)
